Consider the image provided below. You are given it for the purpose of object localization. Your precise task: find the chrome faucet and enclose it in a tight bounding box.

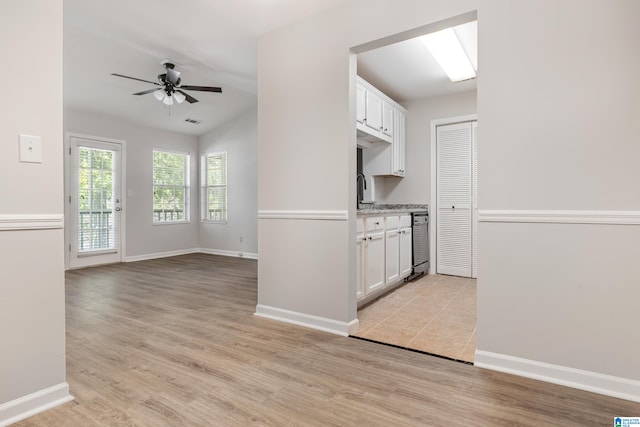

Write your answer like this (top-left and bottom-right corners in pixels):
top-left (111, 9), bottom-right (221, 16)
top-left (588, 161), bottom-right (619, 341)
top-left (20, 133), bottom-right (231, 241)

top-left (356, 173), bottom-right (367, 206)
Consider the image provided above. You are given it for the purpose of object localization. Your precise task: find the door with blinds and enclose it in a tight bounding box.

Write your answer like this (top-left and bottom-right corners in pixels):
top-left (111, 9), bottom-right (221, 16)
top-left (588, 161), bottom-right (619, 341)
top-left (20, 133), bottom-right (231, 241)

top-left (68, 136), bottom-right (123, 269)
top-left (436, 121), bottom-right (477, 278)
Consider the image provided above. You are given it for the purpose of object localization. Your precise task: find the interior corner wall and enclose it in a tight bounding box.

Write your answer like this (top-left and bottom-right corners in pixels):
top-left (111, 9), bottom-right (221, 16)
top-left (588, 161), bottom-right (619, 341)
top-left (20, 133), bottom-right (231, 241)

top-left (477, 0), bottom-right (640, 388)
top-left (0, 0), bottom-right (70, 418)
top-left (198, 108), bottom-right (258, 257)
top-left (376, 90), bottom-right (477, 204)
top-left (259, 0), bottom-right (640, 398)
top-left (64, 110), bottom-right (200, 259)
top-left (257, 0), bottom-right (478, 331)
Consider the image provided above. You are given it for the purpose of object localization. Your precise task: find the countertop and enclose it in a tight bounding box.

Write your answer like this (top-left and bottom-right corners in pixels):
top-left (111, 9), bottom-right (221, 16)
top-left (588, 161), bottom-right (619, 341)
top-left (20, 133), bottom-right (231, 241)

top-left (356, 203), bottom-right (428, 216)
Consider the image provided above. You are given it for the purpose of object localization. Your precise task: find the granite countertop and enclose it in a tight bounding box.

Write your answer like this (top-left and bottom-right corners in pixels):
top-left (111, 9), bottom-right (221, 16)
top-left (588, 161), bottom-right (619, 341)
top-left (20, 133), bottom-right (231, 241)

top-left (356, 203), bottom-right (428, 215)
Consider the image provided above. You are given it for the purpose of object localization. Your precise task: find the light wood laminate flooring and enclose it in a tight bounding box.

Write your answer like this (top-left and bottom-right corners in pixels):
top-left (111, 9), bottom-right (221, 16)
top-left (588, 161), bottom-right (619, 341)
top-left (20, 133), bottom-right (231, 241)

top-left (16, 254), bottom-right (638, 426)
top-left (354, 274), bottom-right (477, 363)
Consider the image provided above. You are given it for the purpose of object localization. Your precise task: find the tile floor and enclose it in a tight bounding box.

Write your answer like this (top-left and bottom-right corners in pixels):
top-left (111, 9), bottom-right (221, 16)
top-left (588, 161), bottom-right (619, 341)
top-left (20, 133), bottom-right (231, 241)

top-left (353, 274), bottom-right (477, 363)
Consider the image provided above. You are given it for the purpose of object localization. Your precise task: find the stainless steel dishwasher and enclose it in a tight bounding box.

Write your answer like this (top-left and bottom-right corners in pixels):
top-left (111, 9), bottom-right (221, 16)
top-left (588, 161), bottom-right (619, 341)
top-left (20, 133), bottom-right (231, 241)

top-left (411, 212), bottom-right (429, 277)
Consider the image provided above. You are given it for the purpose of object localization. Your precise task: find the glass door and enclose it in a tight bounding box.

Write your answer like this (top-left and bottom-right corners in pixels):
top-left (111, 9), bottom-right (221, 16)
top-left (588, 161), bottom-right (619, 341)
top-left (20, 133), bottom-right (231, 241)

top-left (68, 136), bottom-right (123, 268)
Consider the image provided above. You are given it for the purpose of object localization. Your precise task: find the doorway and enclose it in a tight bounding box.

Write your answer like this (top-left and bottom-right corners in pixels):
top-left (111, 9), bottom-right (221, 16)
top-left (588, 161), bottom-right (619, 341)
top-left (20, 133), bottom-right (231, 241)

top-left (65, 134), bottom-right (125, 269)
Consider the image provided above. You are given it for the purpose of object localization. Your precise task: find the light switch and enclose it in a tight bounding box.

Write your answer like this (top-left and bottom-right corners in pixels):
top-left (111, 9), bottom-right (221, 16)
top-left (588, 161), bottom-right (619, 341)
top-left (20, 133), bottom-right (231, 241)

top-left (19, 134), bottom-right (42, 163)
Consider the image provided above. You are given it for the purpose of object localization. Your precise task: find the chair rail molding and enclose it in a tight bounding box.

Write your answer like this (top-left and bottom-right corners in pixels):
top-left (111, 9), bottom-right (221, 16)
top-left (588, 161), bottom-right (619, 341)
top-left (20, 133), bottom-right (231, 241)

top-left (258, 210), bottom-right (348, 221)
top-left (478, 210), bottom-right (640, 225)
top-left (0, 214), bottom-right (64, 231)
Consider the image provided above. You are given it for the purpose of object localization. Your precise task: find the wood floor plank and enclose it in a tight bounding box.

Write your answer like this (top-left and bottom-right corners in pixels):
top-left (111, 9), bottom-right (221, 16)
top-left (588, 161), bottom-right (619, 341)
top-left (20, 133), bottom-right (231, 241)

top-left (14, 254), bottom-right (639, 426)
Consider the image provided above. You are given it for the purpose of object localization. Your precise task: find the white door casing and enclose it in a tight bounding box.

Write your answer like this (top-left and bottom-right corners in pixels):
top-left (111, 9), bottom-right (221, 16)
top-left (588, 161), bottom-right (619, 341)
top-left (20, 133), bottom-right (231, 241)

top-left (66, 134), bottom-right (125, 269)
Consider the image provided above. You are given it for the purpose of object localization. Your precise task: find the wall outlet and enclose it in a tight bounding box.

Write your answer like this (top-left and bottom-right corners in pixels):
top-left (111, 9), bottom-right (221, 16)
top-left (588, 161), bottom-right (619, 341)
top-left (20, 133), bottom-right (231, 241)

top-left (19, 134), bottom-right (42, 163)
top-left (239, 236), bottom-right (244, 243)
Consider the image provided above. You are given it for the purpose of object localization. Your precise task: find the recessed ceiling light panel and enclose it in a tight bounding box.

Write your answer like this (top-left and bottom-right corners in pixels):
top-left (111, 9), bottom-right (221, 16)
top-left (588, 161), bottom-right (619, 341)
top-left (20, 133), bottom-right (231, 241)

top-left (420, 27), bottom-right (476, 82)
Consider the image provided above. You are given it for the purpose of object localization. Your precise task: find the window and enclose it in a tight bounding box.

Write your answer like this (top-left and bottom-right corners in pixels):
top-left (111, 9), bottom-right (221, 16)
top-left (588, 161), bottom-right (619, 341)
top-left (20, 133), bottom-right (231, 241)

top-left (201, 152), bottom-right (227, 222)
top-left (153, 150), bottom-right (190, 223)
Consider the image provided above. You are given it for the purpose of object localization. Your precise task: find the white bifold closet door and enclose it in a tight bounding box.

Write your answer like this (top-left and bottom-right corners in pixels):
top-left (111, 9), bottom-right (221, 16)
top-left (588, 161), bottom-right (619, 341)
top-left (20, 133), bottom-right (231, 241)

top-left (436, 121), bottom-right (477, 278)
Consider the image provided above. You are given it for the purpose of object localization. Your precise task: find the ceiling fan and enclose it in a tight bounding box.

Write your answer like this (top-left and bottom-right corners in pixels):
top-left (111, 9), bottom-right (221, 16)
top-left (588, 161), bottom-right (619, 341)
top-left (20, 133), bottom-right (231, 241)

top-left (111, 61), bottom-right (222, 105)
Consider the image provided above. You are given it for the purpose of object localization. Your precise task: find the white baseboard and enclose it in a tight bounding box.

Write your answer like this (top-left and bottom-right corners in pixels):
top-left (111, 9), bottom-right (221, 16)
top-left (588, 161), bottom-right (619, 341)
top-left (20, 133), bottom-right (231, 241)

top-left (0, 383), bottom-right (73, 427)
top-left (254, 304), bottom-right (359, 337)
top-left (124, 248), bottom-right (199, 262)
top-left (198, 248), bottom-right (258, 260)
top-left (125, 248), bottom-right (258, 263)
top-left (475, 350), bottom-right (640, 403)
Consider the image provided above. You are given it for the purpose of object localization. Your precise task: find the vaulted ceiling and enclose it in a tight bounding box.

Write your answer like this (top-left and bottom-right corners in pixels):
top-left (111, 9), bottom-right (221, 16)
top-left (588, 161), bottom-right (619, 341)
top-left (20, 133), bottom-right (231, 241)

top-left (64, 0), bottom-right (354, 135)
top-left (64, 1), bottom-right (476, 136)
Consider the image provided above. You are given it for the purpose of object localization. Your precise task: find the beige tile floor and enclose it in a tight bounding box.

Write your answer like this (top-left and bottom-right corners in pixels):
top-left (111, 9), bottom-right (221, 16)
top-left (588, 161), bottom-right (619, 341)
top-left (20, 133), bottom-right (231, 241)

top-left (353, 274), bottom-right (477, 363)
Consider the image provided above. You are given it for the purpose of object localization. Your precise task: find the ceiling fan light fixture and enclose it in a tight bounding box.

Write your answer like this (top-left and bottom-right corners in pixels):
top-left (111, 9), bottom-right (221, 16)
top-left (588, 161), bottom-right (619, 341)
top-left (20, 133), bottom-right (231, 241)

top-left (153, 90), bottom-right (165, 101)
top-left (163, 94), bottom-right (174, 106)
top-left (420, 27), bottom-right (476, 82)
top-left (173, 91), bottom-right (186, 104)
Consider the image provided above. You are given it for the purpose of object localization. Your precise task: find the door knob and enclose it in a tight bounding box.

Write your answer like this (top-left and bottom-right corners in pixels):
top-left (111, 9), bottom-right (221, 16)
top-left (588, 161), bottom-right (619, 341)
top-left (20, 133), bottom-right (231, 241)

top-left (115, 207), bottom-right (122, 212)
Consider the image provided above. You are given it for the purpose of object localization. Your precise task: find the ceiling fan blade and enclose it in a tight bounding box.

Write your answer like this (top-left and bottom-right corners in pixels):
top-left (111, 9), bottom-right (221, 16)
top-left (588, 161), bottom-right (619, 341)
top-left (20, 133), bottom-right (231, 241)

top-left (179, 85), bottom-right (222, 93)
top-left (166, 68), bottom-right (181, 85)
top-left (133, 88), bottom-right (163, 96)
top-left (176, 90), bottom-right (199, 104)
top-left (111, 73), bottom-right (161, 86)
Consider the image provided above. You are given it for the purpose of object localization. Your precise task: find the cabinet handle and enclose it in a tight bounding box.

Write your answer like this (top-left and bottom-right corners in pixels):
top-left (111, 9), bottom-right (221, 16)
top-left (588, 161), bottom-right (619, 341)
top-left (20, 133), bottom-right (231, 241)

top-left (368, 236), bottom-right (372, 240)
top-left (375, 221), bottom-right (380, 225)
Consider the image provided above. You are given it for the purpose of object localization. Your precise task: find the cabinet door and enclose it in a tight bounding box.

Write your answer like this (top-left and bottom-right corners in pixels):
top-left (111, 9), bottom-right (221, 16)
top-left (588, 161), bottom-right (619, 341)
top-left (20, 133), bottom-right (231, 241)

top-left (399, 226), bottom-right (413, 277)
top-left (437, 122), bottom-right (472, 277)
top-left (365, 90), bottom-right (383, 133)
top-left (356, 85), bottom-right (366, 124)
top-left (382, 102), bottom-right (394, 137)
top-left (356, 233), bottom-right (365, 300)
top-left (385, 228), bottom-right (400, 285)
top-left (365, 231), bottom-right (385, 294)
top-left (393, 110), bottom-right (405, 175)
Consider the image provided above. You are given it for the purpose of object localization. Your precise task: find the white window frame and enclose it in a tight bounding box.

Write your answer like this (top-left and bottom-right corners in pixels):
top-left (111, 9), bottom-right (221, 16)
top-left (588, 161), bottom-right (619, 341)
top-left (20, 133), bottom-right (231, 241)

top-left (201, 151), bottom-right (228, 223)
top-left (152, 149), bottom-right (191, 225)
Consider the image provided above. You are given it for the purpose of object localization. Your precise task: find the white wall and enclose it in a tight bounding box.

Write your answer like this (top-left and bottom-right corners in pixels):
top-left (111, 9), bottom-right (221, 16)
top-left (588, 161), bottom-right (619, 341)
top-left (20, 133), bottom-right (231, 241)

top-left (258, 0), bottom-right (640, 399)
top-left (475, 0), bottom-right (640, 392)
top-left (376, 90), bottom-right (477, 203)
top-left (199, 109), bottom-right (258, 257)
top-left (0, 0), bottom-right (72, 421)
top-left (257, 1), bottom-right (477, 334)
top-left (64, 110), bottom-right (200, 259)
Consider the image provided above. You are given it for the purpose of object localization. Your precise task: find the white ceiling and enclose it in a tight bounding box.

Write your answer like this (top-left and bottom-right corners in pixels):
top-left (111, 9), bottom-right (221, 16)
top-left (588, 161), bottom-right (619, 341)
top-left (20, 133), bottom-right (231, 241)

top-left (357, 21), bottom-right (477, 103)
top-left (64, 0), bottom-right (354, 136)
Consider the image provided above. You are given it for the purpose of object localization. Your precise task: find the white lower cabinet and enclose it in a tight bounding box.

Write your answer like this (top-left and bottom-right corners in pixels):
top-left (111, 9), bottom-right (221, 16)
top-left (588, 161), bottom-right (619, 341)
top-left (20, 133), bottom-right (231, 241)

top-left (399, 226), bottom-right (412, 277)
top-left (357, 214), bottom-right (414, 302)
top-left (356, 231), bottom-right (365, 300)
top-left (365, 231), bottom-right (385, 294)
top-left (385, 216), bottom-right (400, 285)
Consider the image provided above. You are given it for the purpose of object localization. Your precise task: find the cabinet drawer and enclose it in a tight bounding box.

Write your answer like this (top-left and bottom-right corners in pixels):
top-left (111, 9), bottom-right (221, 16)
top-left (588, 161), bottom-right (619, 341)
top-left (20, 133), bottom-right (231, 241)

top-left (385, 215), bottom-right (400, 229)
top-left (365, 216), bottom-right (384, 232)
top-left (400, 215), bottom-right (412, 227)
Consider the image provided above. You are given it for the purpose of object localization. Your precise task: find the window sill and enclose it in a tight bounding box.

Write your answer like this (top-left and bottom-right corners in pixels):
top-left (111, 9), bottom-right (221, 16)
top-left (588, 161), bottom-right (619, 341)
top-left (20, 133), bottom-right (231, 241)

top-left (153, 221), bottom-right (191, 226)
top-left (202, 220), bottom-right (227, 225)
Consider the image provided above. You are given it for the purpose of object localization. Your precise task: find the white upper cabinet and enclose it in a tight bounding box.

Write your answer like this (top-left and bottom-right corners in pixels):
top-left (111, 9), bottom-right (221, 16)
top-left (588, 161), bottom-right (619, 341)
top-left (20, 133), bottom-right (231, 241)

top-left (356, 76), bottom-right (403, 144)
top-left (364, 90), bottom-right (383, 133)
top-left (358, 76), bottom-right (407, 177)
top-left (356, 85), bottom-right (366, 124)
top-left (382, 101), bottom-right (394, 137)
